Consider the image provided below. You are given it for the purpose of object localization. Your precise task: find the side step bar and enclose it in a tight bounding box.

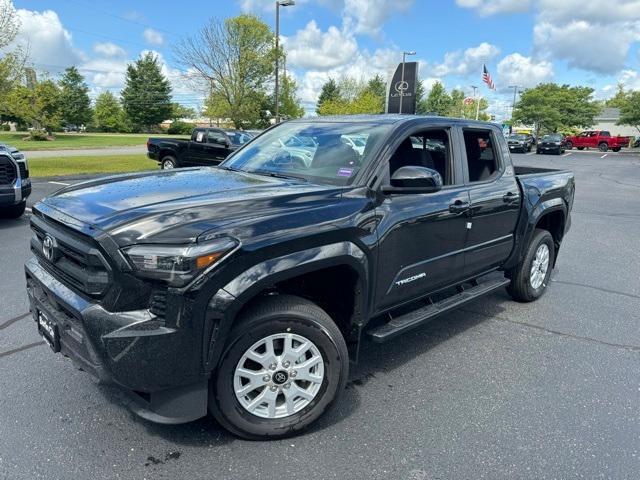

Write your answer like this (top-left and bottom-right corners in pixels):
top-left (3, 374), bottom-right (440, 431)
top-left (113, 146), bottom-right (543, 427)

top-left (367, 276), bottom-right (510, 343)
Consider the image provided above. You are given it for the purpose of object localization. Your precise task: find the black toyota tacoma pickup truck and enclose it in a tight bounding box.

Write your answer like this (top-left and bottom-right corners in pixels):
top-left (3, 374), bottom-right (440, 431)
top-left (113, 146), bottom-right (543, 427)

top-left (0, 146), bottom-right (31, 218)
top-left (25, 115), bottom-right (574, 439)
top-left (147, 127), bottom-right (253, 169)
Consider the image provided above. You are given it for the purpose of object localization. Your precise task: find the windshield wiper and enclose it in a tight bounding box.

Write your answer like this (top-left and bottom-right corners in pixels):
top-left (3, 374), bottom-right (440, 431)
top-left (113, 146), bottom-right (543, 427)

top-left (248, 170), bottom-right (308, 182)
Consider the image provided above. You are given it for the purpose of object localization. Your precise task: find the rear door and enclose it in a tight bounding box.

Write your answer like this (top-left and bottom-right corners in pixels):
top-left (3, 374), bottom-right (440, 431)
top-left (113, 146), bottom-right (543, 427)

top-left (460, 126), bottom-right (521, 277)
top-left (186, 128), bottom-right (208, 166)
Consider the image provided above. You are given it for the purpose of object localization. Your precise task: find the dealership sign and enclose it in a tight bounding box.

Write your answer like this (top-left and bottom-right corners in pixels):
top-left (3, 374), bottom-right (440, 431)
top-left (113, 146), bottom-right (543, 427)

top-left (386, 62), bottom-right (418, 114)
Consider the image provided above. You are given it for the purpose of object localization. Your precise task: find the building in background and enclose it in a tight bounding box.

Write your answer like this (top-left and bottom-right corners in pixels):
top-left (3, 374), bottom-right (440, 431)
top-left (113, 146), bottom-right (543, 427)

top-left (592, 108), bottom-right (637, 137)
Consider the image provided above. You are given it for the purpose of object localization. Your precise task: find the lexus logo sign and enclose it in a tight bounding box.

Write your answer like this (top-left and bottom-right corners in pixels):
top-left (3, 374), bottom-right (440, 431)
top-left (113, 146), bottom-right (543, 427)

top-left (42, 234), bottom-right (57, 262)
top-left (394, 81), bottom-right (409, 93)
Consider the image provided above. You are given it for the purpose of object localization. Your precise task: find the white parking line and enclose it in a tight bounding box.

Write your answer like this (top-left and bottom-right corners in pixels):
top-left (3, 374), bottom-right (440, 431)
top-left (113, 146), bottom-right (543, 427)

top-left (562, 152), bottom-right (572, 157)
top-left (48, 181), bottom-right (70, 186)
top-left (526, 152), bottom-right (535, 155)
top-left (25, 207), bottom-right (32, 213)
top-left (601, 154), bottom-right (608, 158)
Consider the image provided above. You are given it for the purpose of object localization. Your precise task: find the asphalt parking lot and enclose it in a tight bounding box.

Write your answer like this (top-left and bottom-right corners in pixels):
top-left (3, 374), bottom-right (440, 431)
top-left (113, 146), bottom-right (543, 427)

top-left (1, 149), bottom-right (639, 479)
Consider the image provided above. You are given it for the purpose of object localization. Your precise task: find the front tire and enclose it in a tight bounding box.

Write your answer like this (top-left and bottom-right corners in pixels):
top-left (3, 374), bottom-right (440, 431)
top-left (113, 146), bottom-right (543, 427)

top-left (598, 142), bottom-right (608, 152)
top-left (565, 141), bottom-right (573, 150)
top-left (209, 295), bottom-right (349, 440)
top-left (161, 156), bottom-right (177, 169)
top-left (507, 229), bottom-right (555, 302)
top-left (1, 201), bottom-right (26, 219)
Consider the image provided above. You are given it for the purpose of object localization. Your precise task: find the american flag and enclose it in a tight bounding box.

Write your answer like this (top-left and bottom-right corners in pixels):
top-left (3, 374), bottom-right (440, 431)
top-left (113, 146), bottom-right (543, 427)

top-left (482, 64), bottom-right (495, 90)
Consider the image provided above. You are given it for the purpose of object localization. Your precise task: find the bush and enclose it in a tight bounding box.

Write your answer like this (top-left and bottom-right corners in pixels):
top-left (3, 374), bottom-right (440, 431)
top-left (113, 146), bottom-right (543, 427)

top-left (0, 124), bottom-right (10, 131)
top-left (26, 130), bottom-right (50, 141)
top-left (167, 121), bottom-right (193, 135)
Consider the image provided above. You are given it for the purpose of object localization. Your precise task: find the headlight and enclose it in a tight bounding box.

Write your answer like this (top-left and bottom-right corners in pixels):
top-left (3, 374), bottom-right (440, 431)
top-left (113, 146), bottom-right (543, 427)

top-left (554, 142), bottom-right (561, 146)
top-left (123, 236), bottom-right (239, 287)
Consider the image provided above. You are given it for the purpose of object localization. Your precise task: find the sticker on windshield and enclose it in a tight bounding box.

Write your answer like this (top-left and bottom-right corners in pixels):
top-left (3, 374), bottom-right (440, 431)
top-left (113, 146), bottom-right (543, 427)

top-left (337, 168), bottom-right (354, 178)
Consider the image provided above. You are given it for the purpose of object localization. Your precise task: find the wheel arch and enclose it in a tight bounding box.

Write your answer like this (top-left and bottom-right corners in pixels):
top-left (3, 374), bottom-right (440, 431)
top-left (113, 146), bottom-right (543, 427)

top-left (203, 242), bottom-right (370, 371)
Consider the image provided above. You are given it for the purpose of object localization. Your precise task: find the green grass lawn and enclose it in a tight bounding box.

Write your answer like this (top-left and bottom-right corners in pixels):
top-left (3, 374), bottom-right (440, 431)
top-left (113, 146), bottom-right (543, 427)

top-left (30, 154), bottom-right (158, 177)
top-left (0, 132), bottom-right (189, 151)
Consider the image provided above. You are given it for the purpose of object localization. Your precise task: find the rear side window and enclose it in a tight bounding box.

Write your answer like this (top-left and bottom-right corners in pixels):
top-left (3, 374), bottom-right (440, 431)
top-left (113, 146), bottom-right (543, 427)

top-left (463, 130), bottom-right (499, 183)
top-left (600, 131), bottom-right (610, 137)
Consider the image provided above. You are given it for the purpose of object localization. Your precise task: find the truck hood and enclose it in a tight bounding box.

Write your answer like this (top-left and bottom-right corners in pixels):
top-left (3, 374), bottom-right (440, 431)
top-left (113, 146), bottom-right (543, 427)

top-left (40, 167), bottom-right (343, 244)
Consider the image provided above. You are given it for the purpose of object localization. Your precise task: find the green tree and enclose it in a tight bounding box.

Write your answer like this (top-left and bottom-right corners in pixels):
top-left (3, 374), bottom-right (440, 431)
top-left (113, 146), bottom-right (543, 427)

top-left (423, 82), bottom-right (452, 116)
top-left (514, 84), bottom-right (600, 135)
top-left (5, 79), bottom-right (62, 131)
top-left (121, 52), bottom-right (172, 132)
top-left (170, 102), bottom-right (196, 120)
top-left (618, 90), bottom-right (640, 134)
top-left (316, 78), bottom-right (341, 114)
top-left (58, 66), bottom-right (92, 127)
top-left (362, 74), bottom-right (386, 113)
top-left (273, 73), bottom-right (304, 120)
top-left (605, 83), bottom-right (629, 108)
top-left (93, 91), bottom-right (127, 132)
top-left (176, 14), bottom-right (275, 128)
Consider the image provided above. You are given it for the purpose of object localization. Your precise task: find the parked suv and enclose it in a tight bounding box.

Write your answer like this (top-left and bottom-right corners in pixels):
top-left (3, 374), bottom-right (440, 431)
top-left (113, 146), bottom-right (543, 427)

top-left (0, 144), bottom-right (31, 218)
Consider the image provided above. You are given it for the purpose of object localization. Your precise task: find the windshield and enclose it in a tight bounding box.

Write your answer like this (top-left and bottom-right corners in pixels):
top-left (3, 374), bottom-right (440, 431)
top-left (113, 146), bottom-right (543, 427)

top-left (221, 121), bottom-right (392, 186)
top-left (508, 134), bottom-right (526, 141)
top-left (542, 134), bottom-right (562, 142)
top-left (226, 132), bottom-right (253, 146)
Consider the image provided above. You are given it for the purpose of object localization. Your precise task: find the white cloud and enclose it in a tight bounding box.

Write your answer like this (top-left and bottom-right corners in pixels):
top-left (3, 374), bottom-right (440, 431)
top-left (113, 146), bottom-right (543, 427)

top-left (534, 20), bottom-right (638, 73)
top-left (431, 42), bottom-right (501, 77)
top-left (143, 28), bottom-right (164, 46)
top-left (297, 48), bottom-right (399, 105)
top-left (7, 9), bottom-right (84, 71)
top-left (497, 53), bottom-right (553, 88)
top-left (455, 0), bottom-right (531, 16)
top-left (343, 0), bottom-right (413, 35)
top-left (284, 20), bottom-right (358, 70)
top-left (537, 0), bottom-right (640, 24)
top-left (93, 42), bottom-right (126, 58)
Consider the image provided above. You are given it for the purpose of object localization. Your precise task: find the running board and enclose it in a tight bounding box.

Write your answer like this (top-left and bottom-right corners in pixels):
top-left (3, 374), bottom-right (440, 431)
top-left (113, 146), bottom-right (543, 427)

top-left (367, 276), bottom-right (510, 343)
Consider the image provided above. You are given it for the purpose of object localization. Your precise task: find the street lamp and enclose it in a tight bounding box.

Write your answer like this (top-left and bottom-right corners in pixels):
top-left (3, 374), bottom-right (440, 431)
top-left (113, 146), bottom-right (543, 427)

top-left (508, 85), bottom-right (520, 133)
top-left (275, 0), bottom-right (295, 124)
top-left (399, 50), bottom-right (416, 114)
top-left (470, 85), bottom-right (480, 121)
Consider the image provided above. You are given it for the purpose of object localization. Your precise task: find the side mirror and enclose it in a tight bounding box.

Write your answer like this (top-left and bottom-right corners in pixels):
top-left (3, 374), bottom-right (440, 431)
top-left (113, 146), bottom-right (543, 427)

top-left (383, 166), bottom-right (443, 194)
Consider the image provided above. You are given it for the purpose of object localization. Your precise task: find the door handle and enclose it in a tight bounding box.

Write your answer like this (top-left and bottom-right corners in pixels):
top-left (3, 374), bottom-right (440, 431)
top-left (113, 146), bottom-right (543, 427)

top-left (449, 200), bottom-right (470, 214)
top-left (503, 192), bottom-right (519, 204)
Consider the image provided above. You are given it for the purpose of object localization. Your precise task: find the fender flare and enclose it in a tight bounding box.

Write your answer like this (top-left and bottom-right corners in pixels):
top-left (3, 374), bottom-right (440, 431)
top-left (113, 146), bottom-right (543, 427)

top-left (202, 241), bottom-right (369, 370)
top-left (504, 197), bottom-right (567, 270)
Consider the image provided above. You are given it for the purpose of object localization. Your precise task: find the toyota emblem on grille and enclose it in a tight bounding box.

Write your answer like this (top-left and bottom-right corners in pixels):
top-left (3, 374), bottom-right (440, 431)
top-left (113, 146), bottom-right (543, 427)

top-left (42, 234), bottom-right (57, 262)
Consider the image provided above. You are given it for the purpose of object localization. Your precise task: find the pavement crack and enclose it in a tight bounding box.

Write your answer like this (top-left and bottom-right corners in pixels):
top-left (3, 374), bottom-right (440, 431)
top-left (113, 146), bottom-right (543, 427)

top-left (551, 280), bottom-right (640, 300)
top-left (461, 308), bottom-right (640, 353)
top-left (0, 341), bottom-right (45, 359)
top-left (0, 312), bottom-right (31, 331)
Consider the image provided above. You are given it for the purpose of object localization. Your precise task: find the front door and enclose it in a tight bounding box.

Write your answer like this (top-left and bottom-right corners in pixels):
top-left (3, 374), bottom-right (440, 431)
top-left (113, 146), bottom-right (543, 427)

top-left (205, 130), bottom-right (231, 165)
top-left (374, 127), bottom-right (470, 312)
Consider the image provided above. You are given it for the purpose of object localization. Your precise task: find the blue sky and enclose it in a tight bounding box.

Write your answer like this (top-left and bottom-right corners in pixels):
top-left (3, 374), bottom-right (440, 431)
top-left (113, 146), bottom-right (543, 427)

top-left (8, 0), bottom-right (640, 119)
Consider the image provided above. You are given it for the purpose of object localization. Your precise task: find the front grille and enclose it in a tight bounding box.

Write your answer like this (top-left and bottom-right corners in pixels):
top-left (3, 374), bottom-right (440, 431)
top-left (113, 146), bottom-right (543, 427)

top-left (18, 162), bottom-right (28, 179)
top-left (30, 213), bottom-right (111, 298)
top-left (0, 156), bottom-right (16, 185)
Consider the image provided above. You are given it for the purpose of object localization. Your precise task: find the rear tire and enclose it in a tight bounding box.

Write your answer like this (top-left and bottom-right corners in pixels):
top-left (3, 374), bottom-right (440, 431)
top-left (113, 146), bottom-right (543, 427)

top-left (1, 201), bottom-right (26, 219)
top-left (209, 294), bottom-right (349, 440)
top-left (507, 229), bottom-right (555, 302)
top-left (161, 156), bottom-right (177, 169)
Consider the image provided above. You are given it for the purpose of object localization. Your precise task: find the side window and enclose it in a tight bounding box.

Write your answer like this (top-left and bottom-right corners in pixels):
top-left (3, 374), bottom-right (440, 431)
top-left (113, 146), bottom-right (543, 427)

top-left (388, 129), bottom-right (451, 185)
top-left (207, 131), bottom-right (227, 145)
top-left (600, 131), bottom-right (610, 137)
top-left (463, 129), bottom-right (499, 183)
top-left (193, 129), bottom-right (205, 143)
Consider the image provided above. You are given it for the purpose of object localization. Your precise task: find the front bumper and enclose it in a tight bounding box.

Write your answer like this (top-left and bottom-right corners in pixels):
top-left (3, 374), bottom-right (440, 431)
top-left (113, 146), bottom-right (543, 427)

top-left (508, 144), bottom-right (527, 152)
top-left (0, 177), bottom-right (30, 206)
top-left (25, 257), bottom-right (208, 424)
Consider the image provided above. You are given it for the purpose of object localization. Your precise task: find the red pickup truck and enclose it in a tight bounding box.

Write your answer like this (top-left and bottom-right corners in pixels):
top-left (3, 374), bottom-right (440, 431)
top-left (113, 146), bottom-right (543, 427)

top-left (564, 130), bottom-right (630, 152)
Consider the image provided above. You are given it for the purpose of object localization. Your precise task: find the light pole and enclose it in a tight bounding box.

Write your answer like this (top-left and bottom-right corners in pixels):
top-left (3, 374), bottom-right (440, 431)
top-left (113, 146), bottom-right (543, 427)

top-left (508, 85), bottom-right (519, 118)
top-left (399, 50), bottom-right (416, 114)
top-left (275, 0), bottom-right (295, 124)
